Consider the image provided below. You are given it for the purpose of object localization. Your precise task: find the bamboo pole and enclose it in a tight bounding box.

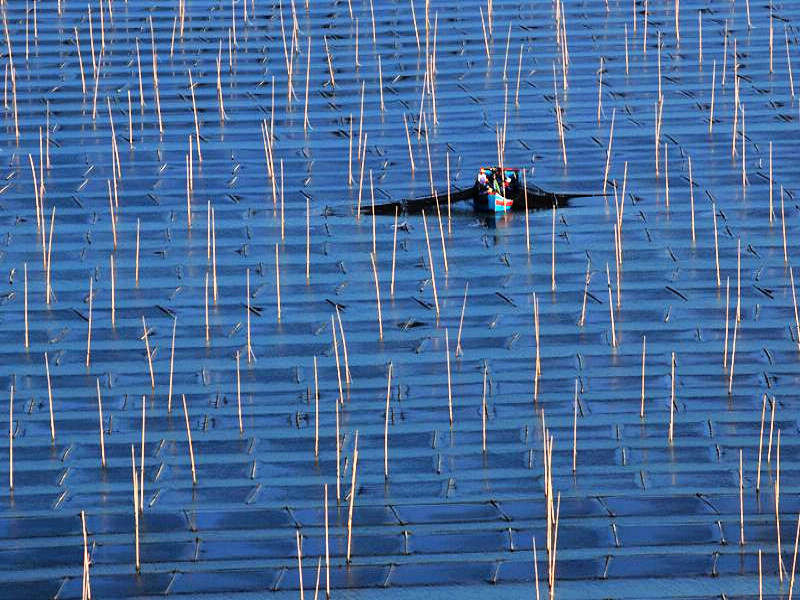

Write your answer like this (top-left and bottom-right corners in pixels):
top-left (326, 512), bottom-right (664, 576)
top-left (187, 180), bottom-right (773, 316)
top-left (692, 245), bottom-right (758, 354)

top-left (336, 307), bottom-right (351, 385)
top-left (140, 396), bottom-right (145, 512)
top-left (314, 356), bottom-right (319, 459)
top-left (23, 263), bottom-right (28, 348)
top-left (778, 429), bottom-right (785, 579)
top-left (236, 351), bottom-right (243, 433)
top-left (757, 394), bottom-right (766, 492)
top-left (346, 430), bottom-right (359, 563)
top-left (739, 448), bottom-right (745, 545)
top-left (422, 211), bottom-right (440, 316)
top-left (45, 352), bottom-right (54, 442)
top-left (456, 282), bottom-right (468, 357)
top-left (246, 269), bottom-right (253, 362)
top-left (791, 512), bottom-right (800, 599)
top-left (86, 278), bottom-right (93, 367)
top-left (135, 218), bottom-right (140, 287)
top-left (403, 114), bottom-right (415, 172)
top-left (142, 316), bottom-right (155, 390)
top-left (8, 384), bottom-right (13, 490)
top-left (551, 205), bottom-right (556, 291)
top-left (445, 329), bottom-right (453, 425)
top-left (791, 267), bottom-right (800, 352)
top-left (306, 199), bottom-right (311, 282)
top-left (390, 207), bottom-right (398, 297)
top-left (324, 484), bottom-right (330, 598)
top-left (110, 254), bottom-right (116, 328)
top-left (607, 263), bottom-right (616, 347)
top-left (572, 379), bottom-right (578, 472)
top-left (770, 141), bottom-right (774, 223)
top-left (384, 362), bottom-right (392, 478)
top-left (712, 203), bottom-right (720, 287)
top-left (276, 244), bottom-right (281, 322)
top-left (640, 335), bottom-right (646, 417)
top-left (182, 394), bottom-right (196, 485)
top-left (370, 253), bottom-right (383, 340)
top-left (132, 445), bottom-right (140, 572)
top-left (482, 362), bottom-right (488, 453)
top-left (168, 317), bottom-right (177, 413)
top-left (668, 351), bottom-right (675, 443)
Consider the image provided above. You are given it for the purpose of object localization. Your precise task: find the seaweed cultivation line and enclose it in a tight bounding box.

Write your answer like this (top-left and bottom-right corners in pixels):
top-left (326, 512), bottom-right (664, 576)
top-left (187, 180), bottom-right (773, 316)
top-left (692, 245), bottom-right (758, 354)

top-left (1, 0), bottom-right (800, 599)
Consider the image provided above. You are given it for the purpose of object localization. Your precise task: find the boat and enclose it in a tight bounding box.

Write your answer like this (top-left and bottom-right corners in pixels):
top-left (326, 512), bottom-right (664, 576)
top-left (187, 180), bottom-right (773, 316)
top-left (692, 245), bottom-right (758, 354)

top-left (474, 167), bottom-right (520, 213)
top-left (363, 166), bottom-right (605, 217)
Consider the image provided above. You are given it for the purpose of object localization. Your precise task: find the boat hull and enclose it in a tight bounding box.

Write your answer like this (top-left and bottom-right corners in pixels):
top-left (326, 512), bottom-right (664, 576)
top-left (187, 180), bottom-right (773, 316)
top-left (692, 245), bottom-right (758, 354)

top-left (474, 188), bottom-right (514, 213)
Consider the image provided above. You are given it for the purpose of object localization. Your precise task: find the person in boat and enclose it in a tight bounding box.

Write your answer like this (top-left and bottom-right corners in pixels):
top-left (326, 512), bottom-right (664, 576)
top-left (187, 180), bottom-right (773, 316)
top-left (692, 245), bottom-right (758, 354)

top-left (492, 171), bottom-right (503, 195)
top-left (477, 167), bottom-right (488, 188)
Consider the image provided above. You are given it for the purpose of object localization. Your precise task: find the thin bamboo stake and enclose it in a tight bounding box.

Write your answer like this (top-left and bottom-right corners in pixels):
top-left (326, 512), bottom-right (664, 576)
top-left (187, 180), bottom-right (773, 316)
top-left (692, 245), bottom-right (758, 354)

top-left (45, 352), bottom-right (54, 442)
top-left (384, 362), bottom-right (392, 478)
top-left (168, 317), bottom-right (177, 413)
top-left (688, 156), bottom-right (695, 242)
top-left (709, 59), bottom-right (716, 134)
top-left (23, 263), bottom-right (28, 348)
top-left (445, 329), bottom-right (453, 425)
top-left (8, 384), bottom-right (13, 490)
top-left (142, 316), bottom-right (155, 390)
top-left (533, 536), bottom-right (540, 600)
top-left (314, 356), bottom-right (319, 459)
top-left (768, 397), bottom-right (776, 464)
top-left (422, 211), bottom-right (440, 316)
top-left (370, 252), bottom-right (383, 340)
top-left (668, 351), bottom-right (675, 443)
top-left (791, 267), bottom-right (800, 352)
top-left (135, 218), bottom-right (140, 287)
top-left (140, 397), bottom-right (145, 512)
top-left (46, 207), bottom-right (55, 304)
top-left (482, 362), bottom-right (488, 453)
top-left (236, 351), bottom-right (243, 433)
top-left (728, 301), bottom-right (739, 395)
top-left (86, 278), bottom-right (93, 367)
top-left (640, 335), bottom-right (646, 417)
top-left (602, 109), bottom-right (615, 195)
top-left (712, 203), bottom-right (720, 287)
top-left (336, 307), bottom-right (351, 385)
top-left (724, 277), bottom-right (730, 367)
top-left (757, 394), bottom-right (766, 492)
top-left (324, 36), bottom-right (335, 86)
top-left (188, 70), bottom-right (202, 161)
top-left (551, 205), bottom-right (556, 291)
top-left (606, 263), bottom-right (616, 347)
top-left (770, 141), bottom-right (774, 223)
top-left (306, 199), bottom-right (311, 282)
top-left (276, 244), bottom-right (281, 322)
top-left (739, 448), bottom-right (745, 545)
top-left (787, 26), bottom-right (795, 98)
top-left (324, 484), bottom-right (330, 598)
top-left (778, 429), bottom-right (785, 580)
top-left (403, 115), bottom-right (415, 172)
top-left (246, 269), bottom-right (253, 362)
top-left (456, 282), bottom-right (468, 357)
top-left (572, 379), bottom-right (578, 472)
top-left (297, 530), bottom-right (305, 600)
top-left (182, 394), bottom-right (196, 485)
top-left (132, 445), bottom-right (140, 572)
top-left (346, 430), bottom-right (359, 563)
top-left (578, 259), bottom-right (591, 327)
top-left (390, 207), bottom-right (398, 297)
top-left (110, 255), bottom-right (116, 328)
top-left (534, 293), bottom-right (540, 402)
top-left (781, 187), bottom-right (788, 263)
top-left (212, 208), bottom-right (218, 301)
top-left (790, 511), bottom-right (800, 599)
